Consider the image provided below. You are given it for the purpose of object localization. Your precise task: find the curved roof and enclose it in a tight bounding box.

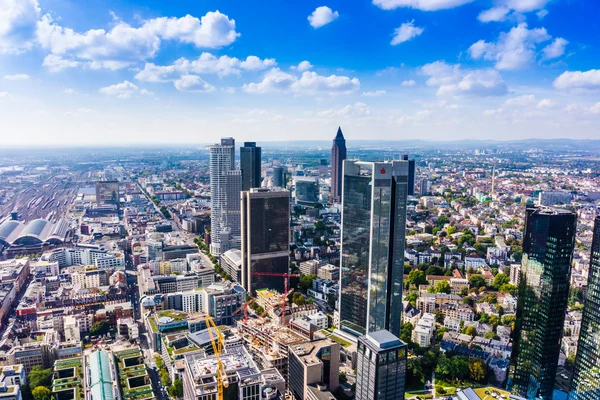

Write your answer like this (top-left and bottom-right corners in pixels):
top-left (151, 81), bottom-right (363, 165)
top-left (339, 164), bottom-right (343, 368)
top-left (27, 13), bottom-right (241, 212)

top-left (89, 350), bottom-right (115, 400)
top-left (0, 220), bottom-right (24, 245)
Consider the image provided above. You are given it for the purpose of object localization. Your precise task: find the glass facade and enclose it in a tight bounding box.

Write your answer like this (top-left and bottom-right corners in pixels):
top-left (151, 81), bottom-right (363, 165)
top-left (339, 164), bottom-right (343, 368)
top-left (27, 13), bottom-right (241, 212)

top-left (241, 189), bottom-right (290, 295)
top-left (570, 216), bottom-right (600, 400)
top-left (510, 206), bottom-right (577, 400)
top-left (240, 142), bottom-right (261, 191)
top-left (339, 161), bottom-right (409, 338)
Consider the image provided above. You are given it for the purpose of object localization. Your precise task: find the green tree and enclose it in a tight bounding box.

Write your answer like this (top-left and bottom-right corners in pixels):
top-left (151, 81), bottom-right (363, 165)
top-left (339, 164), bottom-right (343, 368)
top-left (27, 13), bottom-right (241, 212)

top-left (299, 274), bottom-right (317, 291)
top-left (436, 327), bottom-right (449, 341)
top-left (447, 226), bottom-right (457, 235)
top-left (433, 280), bottom-right (451, 294)
top-left (405, 292), bottom-right (418, 306)
top-left (463, 326), bottom-right (477, 336)
top-left (434, 309), bottom-right (445, 324)
top-left (499, 283), bottom-right (518, 295)
top-left (493, 273), bottom-right (510, 289)
top-left (469, 275), bottom-right (487, 288)
top-left (28, 366), bottom-right (53, 389)
top-left (292, 292), bottom-right (306, 306)
top-left (168, 379), bottom-right (184, 398)
top-left (90, 321), bottom-right (109, 336)
top-left (436, 215), bottom-right (450, 228)
top-left (407, 358), bottom-right (424, 382)
top-left (407, 269), bottom-right (427, 288)
top-left (339, 372), bottom-right (347, 383)
top-left (468, 358), bottom-right (487, 382)
top-left (501, 314), bottom-right (516, 327)
top-left (400, 322), bottom-right (413, 344)
top-left (32, 386), bottom-right (52, 400)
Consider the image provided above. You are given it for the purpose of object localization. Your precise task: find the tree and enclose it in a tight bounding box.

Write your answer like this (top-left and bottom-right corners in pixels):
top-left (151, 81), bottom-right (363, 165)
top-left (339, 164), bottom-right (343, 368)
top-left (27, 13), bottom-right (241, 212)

top-left (400, 322), bottom-right (413, 344)
top-left (407, 358), bottom-right (424, 383)
top-left (499, 283), bottom-right (518, 295)
top-left (447, 226), bottom-right (457, 235)
top-left (493, 273), bottom-right (510, 289)
top-left (32, 387), bottom-right (51, 400)
top-left (407, 269), bottom-right (427, 288)
top-left (90, 321), bottom-right (109, 336)
top-left (463, 326), bottom-right (477, 336)
top-left (28, 366), bottom-right (53, 389)
top-left (433, 280), bottom-right (451, 294)
top-left (168, 379), bottom-right (184, 398)
top-left (436, 215), bottom-right (450, 228)
top-left (469, 358), bottom-right (487, 382)
top-left (434, 309), bottom-right (445, 324)
top-left (292, 292), bottom-right (306, 306)
top-left (299, 274), bottom-right (317, 291)
top-left (426, 266), bottom-right (445, 276)
top-left (405, 292), bottom-right (418, 306)
top-left (469, 275), bottom-right (487, 289)
top-left (306, 297), bottom-right (314, 304)
top-left (339, 372), bottom-right (347, 383)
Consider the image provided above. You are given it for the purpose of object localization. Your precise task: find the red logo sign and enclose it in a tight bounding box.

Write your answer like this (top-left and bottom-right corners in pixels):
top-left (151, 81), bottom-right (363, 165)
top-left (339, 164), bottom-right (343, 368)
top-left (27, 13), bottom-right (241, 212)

top-left (380, 168), bottom-right (386, 174)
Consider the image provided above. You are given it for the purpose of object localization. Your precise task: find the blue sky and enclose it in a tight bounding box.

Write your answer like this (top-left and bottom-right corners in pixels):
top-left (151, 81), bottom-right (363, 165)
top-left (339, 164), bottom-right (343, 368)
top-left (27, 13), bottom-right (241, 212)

top-left (0, 0), bottom-right (598, 146)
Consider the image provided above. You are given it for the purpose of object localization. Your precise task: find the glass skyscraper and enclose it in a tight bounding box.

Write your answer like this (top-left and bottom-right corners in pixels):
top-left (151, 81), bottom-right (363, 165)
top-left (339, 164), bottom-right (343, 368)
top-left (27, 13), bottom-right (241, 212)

top-left (570, 215), bottom-right (600, 400)
top-left (331, 127), bottom-right (347, 202)
top-left (510, 205), bottom-right (577, 400)
top-left (339, 160), bottom-right (409, 338)
top-left (240, 142), bottom-right (261, 191)
top-left (241, 187), bottom-right (290, 295)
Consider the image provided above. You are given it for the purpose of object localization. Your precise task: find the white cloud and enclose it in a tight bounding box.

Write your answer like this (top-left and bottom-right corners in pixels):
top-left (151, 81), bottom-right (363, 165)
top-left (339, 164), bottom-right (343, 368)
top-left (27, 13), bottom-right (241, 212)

top-left (307, 6), bottom-right (339, 28)
top-left (0, 92), bottom-right (11, 99)
top-left (477, 7), bottom-right (510, 23)
top-left (501, 0), bottom-right (550, 12)
top-left (317, 102), bottom-right (371, 118)
top-left (362, 90), bottom-right (386, 97)
top-left (537, 98), bottom-right (554, 108)
top-left (64, 88), bottom-right (76, 94)
top-left (37, 11), bottom-right (239, 70)
top-left (99, 80), bottom-right (153, 98)
top-left (537, 9), bottom-right (549, 19)
top-left (243, 68), bottom-right (359, 95)
top-left (4, 74), bottom-right (30, 80)
top-left (222, 87), bottom-right (235, 94)
top-left (589, 102), bottom-right (600, 114)
top-left (135, 53), bottom-right (275, 83)
top-left (504, 94), bottom-right (536, 107)
top-left (372, 0), bottom-right (474, 11)
top-left (391, 20), bottom-right (424, 45)
top-left (553, 70), bottom-right (600, 91)
top-left (468, 23), bottom-right (551, 70)
top-left (421, 61), bottom-right (507, 97)
top-left (173, 75), bottom-right (215, 92)
top-left (541, 38), bottom-right (568, 60)
top-left (291, 61), bottom-right (313, 72)
top-left (0, 0), bottom-right (40, 53)
top-left (42, 54), bottom-right (81, 72)
top-left (402, 79), bottom-right (417, 87)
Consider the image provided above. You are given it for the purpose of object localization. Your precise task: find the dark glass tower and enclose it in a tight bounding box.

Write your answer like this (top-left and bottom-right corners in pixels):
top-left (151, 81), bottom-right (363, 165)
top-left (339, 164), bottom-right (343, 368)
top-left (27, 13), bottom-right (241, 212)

top-left (356, 330), bottom-right (407, 400)
top-left (331, 127), bottom-right (347, 203)
top-left (240, 142), bottom-right (261, 191)
top-left (402, 154), bottom-right (416, 196)
top-left (510, 205), bottom-right (577, 400)
top-left (339, 160), bottom-right (409, 338)
top-left (241, 187), bottom-right (290, 295)
top-left (570, 216), bottom-right (600, 400)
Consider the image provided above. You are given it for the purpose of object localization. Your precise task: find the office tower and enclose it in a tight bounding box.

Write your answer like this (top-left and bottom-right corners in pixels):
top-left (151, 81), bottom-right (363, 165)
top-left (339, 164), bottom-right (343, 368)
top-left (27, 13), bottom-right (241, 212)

top-left (356, 330), bottom-right (407, 400)
top-left (331, 126), bottom-right (347, 202)
top-left (510, 206), bottom-right (577, 400)
top-left (570, 216), bottom-right (600, 400)
top-left (241, 188), bottom-right (290, 295)
top-left (339, 160), bottom-right (409, 338)
top-left (95, 180), bottom-right (119, 206)
top-left (419, 178), bottom-right (429, 195)
top-left (272, 165), bottom-right (285, 188)
top-left (402, 154), bottom-right (416, 196)
top-left (294, 177), bottom-right (319, 206)
top-left (288, 339), bottom-right (340, 400)
top-left (240, 142), bottom-right (261, 191)
top-left (209, 138), bottom-right (242, 256)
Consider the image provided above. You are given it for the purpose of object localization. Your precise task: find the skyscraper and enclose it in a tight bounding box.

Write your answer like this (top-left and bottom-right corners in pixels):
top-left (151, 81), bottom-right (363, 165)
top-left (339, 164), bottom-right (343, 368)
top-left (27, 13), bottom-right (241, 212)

top-left (570, 215), bottom-right (600, 400)
top-left (240, 142), bottom-right (261, 191)
top-left (330, 126), bottom-right (347, 203)
top-left (339, 160), bottom-right (409, 338)
top-left (510, 205), bottom-right (577, 400)
top-left (356, 330), bottom-right (407, 400)
top-left (241, 187), bottom-right (290, 295)
top-left (402, 154), bottom-right (416, 196)
top-left (209, 138), bottom-right (242, 257)
top-left (272, 165), bottom-right (285, 188)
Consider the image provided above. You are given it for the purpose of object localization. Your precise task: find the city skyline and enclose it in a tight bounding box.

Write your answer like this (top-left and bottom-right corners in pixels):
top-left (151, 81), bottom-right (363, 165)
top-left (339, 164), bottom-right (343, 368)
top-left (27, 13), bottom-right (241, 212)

top-left (1, 0), bottom-right (599, 145)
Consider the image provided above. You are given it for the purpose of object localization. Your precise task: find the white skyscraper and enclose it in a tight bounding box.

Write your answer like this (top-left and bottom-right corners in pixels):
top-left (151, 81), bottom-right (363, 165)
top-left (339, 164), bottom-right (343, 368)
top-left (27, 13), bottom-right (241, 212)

top-left (209, 138), bottom-right (242, 256)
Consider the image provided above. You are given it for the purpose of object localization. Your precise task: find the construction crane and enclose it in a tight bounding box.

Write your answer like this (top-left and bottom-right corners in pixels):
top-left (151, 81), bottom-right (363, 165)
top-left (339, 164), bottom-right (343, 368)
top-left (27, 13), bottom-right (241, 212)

top-left (251, 272), bottom-right (300, 325)
top-left (204, 314), bottom-right (228, 400)
top-left (232, 298), bottom-right (256, 323)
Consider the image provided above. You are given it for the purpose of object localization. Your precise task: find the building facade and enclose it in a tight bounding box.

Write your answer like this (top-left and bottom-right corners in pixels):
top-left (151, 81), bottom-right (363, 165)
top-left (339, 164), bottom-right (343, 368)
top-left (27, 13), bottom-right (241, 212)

top-left (209, 137), bottom-right (242, 256)
top-left (570, 216), bottom-right (600, 400)
top-left (356, 330), bottom-right (407, 400)
top-left (330, 127), bottom-right (347, 203)
top-left (510, 206), bottom-right (577, 400)
top-left (339, 160), bottom-right (409, 338)
top-left (241, 188), bottom-right (290, 295)
top-left (240, 142), bottom-right (262, 191)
